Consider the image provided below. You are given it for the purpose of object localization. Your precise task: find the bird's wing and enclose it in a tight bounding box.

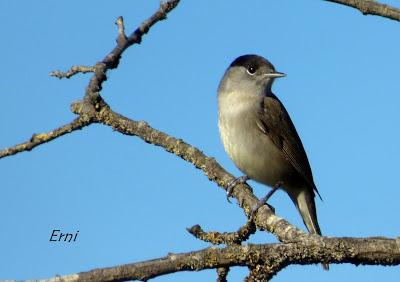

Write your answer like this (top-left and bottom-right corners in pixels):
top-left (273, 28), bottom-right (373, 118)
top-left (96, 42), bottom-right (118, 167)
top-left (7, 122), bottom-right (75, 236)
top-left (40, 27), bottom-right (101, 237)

top-left (256, 93), bottom-right (321, 198)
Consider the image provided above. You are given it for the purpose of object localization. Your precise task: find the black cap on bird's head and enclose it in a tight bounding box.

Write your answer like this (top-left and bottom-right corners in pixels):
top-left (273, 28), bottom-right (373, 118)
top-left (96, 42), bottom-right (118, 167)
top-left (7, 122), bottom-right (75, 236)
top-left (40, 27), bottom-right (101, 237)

top-left (230, 54), bottom-right (285, 78)
top-left (218, 54), bottom-right (285, 95)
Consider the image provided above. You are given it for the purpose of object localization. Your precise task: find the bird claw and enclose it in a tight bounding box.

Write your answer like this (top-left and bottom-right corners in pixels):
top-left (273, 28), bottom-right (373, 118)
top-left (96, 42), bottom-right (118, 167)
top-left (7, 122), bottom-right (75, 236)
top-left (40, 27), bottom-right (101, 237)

top-left (226, 175), bottom-right (250, 203)
top-left (250, 202), bottom-right (276, 221)
top-left (250, 181), bottom-right (282, 219)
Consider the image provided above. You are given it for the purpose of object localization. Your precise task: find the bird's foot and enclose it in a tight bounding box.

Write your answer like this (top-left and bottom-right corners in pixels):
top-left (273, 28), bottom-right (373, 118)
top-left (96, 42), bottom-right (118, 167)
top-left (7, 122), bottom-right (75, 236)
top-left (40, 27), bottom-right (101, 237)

top-left (250, 181), bottom-right (283, 220)
top-left (226, 175), bottom-right (250, 203)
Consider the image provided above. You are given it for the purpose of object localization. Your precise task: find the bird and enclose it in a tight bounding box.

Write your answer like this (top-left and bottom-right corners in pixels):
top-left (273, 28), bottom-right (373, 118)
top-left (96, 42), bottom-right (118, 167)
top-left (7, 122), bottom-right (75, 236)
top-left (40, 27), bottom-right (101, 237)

top-left (217, 54), bottom-right (328, 269)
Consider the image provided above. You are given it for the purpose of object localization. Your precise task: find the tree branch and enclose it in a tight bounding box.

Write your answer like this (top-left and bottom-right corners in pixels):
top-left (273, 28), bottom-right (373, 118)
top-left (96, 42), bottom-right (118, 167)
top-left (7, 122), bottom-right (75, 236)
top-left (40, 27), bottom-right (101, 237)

top-left (216, 267), bottom-right (229, 282)
top-left (83, 0), bottom-right (180, 103)
top-left (0, 0), bottom-right (181, 158)
top-left (50, 65), bottom-right (95, 79)
top-left (1, 0), bottom-right (309, 249)
top-left (70, 99), bottom-right (309, 244)
top-left (0, 117), bottom-right (91, 159)
top-left (187, 220), bottom-right (256, 246)
top-left (3, 0), bottom-right (400, 280)
top-left (325, 0), bottom-right (400, 21)
top-left (22, 236), bottom-right (400, 282)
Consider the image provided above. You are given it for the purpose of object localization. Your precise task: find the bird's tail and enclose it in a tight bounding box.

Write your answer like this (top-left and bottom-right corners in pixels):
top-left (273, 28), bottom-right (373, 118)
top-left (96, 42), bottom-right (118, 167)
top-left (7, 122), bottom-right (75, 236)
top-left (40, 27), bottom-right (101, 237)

top-left (288, 187), bottom-right (329, 270)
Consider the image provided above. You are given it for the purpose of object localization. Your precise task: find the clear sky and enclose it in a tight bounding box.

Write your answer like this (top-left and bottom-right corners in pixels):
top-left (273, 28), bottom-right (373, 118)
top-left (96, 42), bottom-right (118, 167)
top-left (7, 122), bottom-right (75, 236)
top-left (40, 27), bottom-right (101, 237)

top-left (1, 1), bottom-right (399, 281)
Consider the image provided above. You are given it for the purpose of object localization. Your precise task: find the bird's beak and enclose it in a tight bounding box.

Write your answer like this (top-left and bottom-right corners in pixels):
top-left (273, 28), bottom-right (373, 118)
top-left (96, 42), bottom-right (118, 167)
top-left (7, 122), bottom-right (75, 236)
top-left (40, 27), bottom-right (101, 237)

top-left (264, 72), bottom-right (286, 78)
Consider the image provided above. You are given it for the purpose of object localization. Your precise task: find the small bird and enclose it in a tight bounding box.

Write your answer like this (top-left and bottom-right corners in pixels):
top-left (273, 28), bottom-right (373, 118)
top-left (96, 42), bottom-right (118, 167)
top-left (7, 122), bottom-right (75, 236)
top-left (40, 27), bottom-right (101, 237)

top-left (218, 54), bottom-right (327, 269)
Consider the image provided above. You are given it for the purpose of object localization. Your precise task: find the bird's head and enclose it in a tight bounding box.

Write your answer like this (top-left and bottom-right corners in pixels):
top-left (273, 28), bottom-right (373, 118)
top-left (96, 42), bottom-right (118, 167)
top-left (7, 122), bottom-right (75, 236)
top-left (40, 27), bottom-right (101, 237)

top-left (218, 54), bottom-right (285, 96)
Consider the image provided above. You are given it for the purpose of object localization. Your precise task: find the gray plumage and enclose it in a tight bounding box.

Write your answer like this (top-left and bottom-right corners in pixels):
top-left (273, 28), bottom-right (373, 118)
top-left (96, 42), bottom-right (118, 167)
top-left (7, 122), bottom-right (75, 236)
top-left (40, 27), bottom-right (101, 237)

top-left (218, 55), bottom-right (325, 249)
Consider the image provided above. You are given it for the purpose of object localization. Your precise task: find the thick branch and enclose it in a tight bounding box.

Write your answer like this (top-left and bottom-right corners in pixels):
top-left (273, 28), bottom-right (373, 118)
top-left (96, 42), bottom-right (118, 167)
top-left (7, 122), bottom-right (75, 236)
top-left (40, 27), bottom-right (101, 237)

top-left (24, 236), bottom-right (400, 282)
top-left (73, 102), bottom-right (309, 244)
top-left (325, 0), bottom-right (400, 21)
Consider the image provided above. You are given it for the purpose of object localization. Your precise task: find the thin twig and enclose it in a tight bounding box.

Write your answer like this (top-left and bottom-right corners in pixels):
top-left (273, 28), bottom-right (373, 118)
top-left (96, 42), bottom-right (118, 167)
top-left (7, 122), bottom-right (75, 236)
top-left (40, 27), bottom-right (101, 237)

top-left (0, 117), bottom-right (90, 159)
top-left (84, 0), bottom-right (181, 102)
top-left (50, 65), bottom-right (95, 79)
top-left (187, 220), bottom-right (256, 245)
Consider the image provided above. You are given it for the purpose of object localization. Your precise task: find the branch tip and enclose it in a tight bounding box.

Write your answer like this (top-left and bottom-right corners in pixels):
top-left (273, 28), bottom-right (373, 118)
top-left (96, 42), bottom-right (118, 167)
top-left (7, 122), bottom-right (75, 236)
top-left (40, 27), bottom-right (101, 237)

top-left (115, 16), bottom-right (127, 44)
top-left (0, 117), bottom-right (91, 159)
top-left (187, 220), bottom-right (256, 246)
top-left (50, 65), bottom-right (95, 79)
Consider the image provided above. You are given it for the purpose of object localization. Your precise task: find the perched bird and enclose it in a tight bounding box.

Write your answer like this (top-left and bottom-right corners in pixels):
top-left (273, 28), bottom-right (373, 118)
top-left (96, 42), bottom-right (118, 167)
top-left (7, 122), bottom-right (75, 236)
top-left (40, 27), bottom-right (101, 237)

top-left (218, 54), bottom-right (327, 269)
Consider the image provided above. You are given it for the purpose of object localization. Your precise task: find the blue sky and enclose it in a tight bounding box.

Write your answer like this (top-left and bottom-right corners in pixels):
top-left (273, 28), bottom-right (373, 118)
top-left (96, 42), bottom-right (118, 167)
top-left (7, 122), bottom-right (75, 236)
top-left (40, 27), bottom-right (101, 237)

top-left (1, 1), bottom-right (399, 281)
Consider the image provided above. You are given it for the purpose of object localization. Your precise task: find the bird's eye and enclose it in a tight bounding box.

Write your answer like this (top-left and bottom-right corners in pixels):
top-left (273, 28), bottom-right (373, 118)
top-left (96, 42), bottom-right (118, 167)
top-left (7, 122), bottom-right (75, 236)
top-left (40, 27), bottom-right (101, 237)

top-left (247, 66), bottom-right (256, 75)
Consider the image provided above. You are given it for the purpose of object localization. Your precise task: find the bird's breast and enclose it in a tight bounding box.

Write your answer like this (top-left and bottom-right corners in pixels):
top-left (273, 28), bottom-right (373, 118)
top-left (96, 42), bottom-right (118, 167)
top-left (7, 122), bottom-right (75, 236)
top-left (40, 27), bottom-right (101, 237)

top-left (218, 92), bottom-right (292, 187)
